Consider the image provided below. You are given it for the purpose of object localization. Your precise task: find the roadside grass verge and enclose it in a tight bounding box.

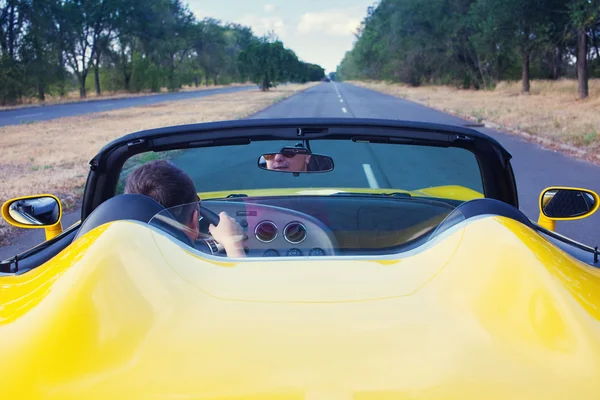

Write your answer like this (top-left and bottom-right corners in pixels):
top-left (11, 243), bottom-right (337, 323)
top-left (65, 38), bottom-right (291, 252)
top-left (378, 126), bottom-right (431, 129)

top-left (0, 83), bottom-right (253, 111)
top-left (0, 82), bottom-right (317, 245)
top-left (350, 79), bottom-right (600, 163)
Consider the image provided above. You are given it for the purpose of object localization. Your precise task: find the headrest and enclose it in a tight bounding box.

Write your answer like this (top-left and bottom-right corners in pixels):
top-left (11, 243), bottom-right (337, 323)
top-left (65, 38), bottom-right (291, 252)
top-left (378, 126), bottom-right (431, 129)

top-left (74, 194), bottom-right (165, 240)
top-left (429, 197), bottom-right (533, 240)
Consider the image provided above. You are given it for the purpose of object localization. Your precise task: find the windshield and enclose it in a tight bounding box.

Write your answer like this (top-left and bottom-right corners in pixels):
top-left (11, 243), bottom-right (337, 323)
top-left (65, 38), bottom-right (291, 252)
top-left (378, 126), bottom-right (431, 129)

top-left (119, 139), bottom-right (484, 196)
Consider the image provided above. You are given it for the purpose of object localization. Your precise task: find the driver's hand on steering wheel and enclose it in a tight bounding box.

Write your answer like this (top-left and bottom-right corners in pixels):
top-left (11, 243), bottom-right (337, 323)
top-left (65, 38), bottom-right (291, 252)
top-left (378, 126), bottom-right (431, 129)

top-left (209, 212), bottom-right (246, 258)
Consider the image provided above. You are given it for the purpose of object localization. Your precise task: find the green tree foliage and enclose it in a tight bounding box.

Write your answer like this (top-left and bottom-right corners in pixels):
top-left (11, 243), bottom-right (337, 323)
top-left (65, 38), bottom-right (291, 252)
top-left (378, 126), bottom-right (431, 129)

top-left (337, 0), bottom-right (600, 96)
top-left (194, 18), bottom-right (227, 86)
top-left (239, 34), bottom-right (324, 91)
top-left (58, 0), bottom-right (121, 98)
top-left (0, 0), bottom-right (325, 104)
top-left (1, 0), bottom-right (28, 103)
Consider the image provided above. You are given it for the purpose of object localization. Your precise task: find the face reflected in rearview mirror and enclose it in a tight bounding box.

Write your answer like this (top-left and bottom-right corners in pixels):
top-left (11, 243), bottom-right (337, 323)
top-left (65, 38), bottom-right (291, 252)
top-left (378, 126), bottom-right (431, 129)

top-left (258, 148), bottom-right (334, 173)
top-left (7, 196), bottom-right (61, 226)
top-left (541, 188), bottom-right (599, 219)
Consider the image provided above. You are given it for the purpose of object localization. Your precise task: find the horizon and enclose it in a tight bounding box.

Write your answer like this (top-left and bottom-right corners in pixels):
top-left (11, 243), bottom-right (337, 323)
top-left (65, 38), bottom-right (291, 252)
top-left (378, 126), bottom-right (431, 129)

top-left (186, 0), bottom-right (374, 73)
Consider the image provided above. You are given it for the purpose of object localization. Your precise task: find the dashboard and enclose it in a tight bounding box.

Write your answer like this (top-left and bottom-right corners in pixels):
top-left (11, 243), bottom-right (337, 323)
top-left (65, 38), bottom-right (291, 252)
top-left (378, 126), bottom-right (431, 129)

top-left (198, 200), bottom-right (338, 257)
top-left (198, 196), bottom-right (457, 258)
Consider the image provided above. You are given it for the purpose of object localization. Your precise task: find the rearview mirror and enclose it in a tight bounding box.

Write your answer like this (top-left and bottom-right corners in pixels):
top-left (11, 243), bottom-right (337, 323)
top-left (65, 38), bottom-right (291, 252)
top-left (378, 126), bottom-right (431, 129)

top-left (1, 195), bottom-right (63, 239)
top-left (258, 148), bottom-right (334, 173)
top-left (539, 187), bottom-right (599, 220)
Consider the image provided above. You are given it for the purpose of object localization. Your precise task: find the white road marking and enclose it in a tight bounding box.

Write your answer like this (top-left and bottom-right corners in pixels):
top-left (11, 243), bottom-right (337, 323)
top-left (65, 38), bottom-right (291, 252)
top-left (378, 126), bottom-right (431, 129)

top-left (333, 81), bottom-right (347, 112)
top-left (14, 112), bottom-right (43, 119)
top-left (332, 81), bottom-right (341, 96)
top-left (362, 164), bottom-right (380, 189)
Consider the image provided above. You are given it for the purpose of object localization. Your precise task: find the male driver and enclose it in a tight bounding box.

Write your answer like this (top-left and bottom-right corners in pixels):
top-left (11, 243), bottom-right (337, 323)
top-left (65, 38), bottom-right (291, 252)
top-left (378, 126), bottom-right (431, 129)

top-left (124, 160), bottom-right (245, 258)
top-left (264, 152), bottom-right (311, 172)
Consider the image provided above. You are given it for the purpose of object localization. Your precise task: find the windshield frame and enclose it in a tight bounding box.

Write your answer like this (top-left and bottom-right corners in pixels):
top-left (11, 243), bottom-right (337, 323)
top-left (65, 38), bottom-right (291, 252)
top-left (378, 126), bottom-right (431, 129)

top-left (81, 118), bottom-right (518, 220)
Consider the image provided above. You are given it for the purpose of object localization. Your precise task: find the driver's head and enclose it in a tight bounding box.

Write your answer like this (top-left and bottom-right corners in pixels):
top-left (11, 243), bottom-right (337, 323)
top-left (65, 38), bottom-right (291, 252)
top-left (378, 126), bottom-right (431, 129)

top-left (265, 153), bottom-right (311, 172)
top-left (125, 160), bottom-right (199, 240)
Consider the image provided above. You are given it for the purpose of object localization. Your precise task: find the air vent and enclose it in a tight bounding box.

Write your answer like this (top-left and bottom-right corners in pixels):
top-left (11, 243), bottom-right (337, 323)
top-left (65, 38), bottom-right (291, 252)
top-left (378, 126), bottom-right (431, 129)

top-left (284, 222), bottom-right (307, 244)
top-left (255, 221), bottom-right (278, 243)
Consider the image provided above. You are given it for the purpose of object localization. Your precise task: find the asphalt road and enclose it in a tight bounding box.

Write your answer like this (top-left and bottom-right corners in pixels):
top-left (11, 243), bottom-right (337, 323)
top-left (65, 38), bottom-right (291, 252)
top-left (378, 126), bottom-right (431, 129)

top-left (0, 85), bottom-right (254, 127)
top-left (1, 81), bottom-right (599, 260)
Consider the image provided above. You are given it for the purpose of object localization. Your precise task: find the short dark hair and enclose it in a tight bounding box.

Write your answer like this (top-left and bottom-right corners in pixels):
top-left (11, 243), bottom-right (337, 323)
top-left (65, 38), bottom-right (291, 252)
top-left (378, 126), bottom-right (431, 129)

top-left (125, 160), bottom-right (198, 223)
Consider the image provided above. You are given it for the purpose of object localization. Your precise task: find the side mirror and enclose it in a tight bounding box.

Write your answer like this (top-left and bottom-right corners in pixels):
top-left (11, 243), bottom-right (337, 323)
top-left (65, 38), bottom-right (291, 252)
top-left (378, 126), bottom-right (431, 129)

top-left (1, 195), bottom-right (63, 240)
top-left (537, 187), bottom-right (599, 231)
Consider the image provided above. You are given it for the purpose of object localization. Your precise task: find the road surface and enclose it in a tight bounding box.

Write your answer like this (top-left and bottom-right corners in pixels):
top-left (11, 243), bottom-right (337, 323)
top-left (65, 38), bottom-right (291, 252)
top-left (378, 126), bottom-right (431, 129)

top-left (1, 81), bottom-right (598, 260)
top-left (0, 85), bottom-right (254, 127)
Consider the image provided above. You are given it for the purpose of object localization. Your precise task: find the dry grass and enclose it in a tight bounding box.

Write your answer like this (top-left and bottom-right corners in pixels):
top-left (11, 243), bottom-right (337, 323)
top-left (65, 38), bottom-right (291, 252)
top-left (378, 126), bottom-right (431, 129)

top-left (350, 79), bottom-right (600, 161)
top-left (0, 83), bottom-right (252, 110)
top-left (0, 82), bottom-right (316, 244)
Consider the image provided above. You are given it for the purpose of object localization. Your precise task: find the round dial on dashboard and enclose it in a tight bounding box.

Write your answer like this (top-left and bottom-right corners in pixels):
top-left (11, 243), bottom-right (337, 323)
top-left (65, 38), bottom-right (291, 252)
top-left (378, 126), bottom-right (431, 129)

top-left (309, 248), bottom-right (326, 256)
top-left (286, 248), bottom-right (303, 257)
top-left (263, 249), bottom-right (280, 257)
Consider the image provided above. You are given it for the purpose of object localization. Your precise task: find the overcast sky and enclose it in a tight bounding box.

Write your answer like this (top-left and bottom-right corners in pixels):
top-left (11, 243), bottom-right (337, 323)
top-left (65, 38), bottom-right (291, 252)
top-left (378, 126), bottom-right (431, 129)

top-left (186, 0), bottom-right (375, 73)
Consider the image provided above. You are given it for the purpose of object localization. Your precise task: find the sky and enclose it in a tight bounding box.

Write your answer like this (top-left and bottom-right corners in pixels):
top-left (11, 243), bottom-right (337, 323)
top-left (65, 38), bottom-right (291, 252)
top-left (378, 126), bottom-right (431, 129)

top-left (187, 0), bottom-right (375, 73)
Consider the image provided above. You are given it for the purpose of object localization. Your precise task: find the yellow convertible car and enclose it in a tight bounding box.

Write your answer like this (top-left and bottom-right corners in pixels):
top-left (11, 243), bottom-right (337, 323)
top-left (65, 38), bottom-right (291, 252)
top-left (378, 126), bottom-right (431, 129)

top-left (1, 118), bottom-right (600, 399)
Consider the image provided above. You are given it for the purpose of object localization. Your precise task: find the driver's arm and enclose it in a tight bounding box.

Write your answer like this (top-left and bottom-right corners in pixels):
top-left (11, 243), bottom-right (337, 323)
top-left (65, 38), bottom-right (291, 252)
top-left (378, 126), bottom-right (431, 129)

top-left (209, 212), bottom-right (246, 258)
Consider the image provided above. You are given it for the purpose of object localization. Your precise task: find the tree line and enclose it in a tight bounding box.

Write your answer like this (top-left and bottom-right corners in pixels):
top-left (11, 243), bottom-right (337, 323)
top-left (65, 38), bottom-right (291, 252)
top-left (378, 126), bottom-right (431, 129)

top-left (337, 0), bottom-right (600, 98)
top-left (0, 0), bottom-right (325, 105)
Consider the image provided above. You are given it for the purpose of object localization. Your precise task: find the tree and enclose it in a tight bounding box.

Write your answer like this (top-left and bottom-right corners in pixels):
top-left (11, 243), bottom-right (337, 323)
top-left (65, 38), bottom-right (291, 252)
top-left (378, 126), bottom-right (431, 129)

top-left (194, 18), bottom-right (226, 86)
top-left (0, 0), bottom-right (27, 104)
top-left (239, 34), bottom-right (323, 90)
top-left (306, 63), bottom-right (325, 81)
top-left (223, 24), bottom-right (254, 83)
top-left (507, 0), bottom-right (553, 92)
top-left (20, 0), bottom-right (65, 100)
top-left (111, 0), bottom-right (173, 92)
top-left (108, 0), bottom-right (136, 91)
top-left (159, 1), bottom-right (194, 90)
top-left (59, 0), bottom-right (118, 98)
top-left (471, 0), bottom-right (566, 93)
top-left (569, 0), bottom-right (600, 99)
top-left (239, 35), bottom-right (283, 91)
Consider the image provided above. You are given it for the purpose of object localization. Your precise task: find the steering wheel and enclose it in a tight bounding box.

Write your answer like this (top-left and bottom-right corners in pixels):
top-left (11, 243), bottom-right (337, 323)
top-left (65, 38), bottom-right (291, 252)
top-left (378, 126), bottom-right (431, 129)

top-left (199, 206), bottom-right (220, 226)
top-left (194, 206), bottom-right (225, 256)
